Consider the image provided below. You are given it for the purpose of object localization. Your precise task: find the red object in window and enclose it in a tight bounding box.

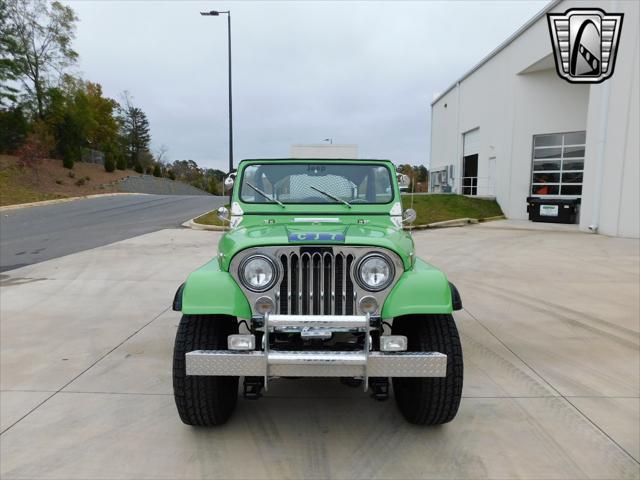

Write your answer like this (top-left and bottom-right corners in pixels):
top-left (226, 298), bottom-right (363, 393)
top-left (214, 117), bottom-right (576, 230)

top-left (536, 185), bottom-right (550, 195)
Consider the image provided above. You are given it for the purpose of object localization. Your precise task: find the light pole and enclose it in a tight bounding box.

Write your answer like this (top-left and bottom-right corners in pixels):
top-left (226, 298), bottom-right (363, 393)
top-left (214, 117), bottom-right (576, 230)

top-left (200, 10), bottom-right (233, 174)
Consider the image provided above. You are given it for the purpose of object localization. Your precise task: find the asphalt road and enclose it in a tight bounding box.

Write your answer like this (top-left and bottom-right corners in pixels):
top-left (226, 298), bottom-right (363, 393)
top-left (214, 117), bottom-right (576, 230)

top-left (0, 194), bottom-right (224, 272)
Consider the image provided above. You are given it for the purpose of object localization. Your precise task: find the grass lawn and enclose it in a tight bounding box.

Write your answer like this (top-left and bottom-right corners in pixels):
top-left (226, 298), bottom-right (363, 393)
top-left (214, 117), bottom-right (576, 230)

top-left (402, 194), bottom-right (503, 225)
top-left (193, 195), bottom-right (503, 227)
top-left (0, 155), bottom-right (137, 207)
top-left (194, 208), bottom-right (229, 227)
top-left (0, 166), bottom-right (64, 206)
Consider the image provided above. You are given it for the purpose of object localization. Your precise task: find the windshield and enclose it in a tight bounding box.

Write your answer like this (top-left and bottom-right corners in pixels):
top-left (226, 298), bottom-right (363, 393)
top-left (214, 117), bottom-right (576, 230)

top-left (239, 163), bottom-right (394, 205)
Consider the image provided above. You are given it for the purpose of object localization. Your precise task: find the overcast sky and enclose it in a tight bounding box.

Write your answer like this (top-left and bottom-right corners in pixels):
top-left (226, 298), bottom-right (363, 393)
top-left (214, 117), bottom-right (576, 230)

top-left (64, 0), bottom-right (549, 171)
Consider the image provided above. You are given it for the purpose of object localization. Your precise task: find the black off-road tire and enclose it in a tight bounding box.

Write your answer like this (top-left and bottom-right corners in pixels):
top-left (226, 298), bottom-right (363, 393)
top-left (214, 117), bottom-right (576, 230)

top-left (173, 314), bottom-right (239, 426)
top-left (392, 314), bottom-right (463, 425)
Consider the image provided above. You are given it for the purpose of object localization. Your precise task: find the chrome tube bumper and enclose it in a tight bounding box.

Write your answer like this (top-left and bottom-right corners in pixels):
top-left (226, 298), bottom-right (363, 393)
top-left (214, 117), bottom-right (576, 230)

top-left (185, 314), bottom-right (447, 391)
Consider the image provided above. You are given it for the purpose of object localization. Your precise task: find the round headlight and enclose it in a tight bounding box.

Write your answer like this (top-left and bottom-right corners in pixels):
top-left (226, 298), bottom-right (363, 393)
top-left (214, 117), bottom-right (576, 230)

top-left (357, 254), bottom-right (394, 291)
top-left (240, 255), bottom-right (277, 292)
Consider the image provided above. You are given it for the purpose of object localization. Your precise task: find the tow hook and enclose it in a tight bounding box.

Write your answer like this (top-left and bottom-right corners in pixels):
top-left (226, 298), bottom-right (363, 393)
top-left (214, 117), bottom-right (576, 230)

top-left (243, 377), bottom-right (264, 400)
top-left (369, 378), bottom-right (389, 401)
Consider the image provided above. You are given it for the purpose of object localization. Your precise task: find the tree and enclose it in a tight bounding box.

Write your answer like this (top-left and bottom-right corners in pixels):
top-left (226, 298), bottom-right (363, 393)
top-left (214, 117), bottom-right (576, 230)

top-left (152, 163), bottom-right (162, 177)
top-left (155, 144), bottom-right (169, 164)
top-left (44, 77), bottom-right (121, 163)
top-left (116, 154), bottom-right (126, 171)
top-left (15, 121), bottom-right (53, 182)
top-left (62, 154), bottom-right (73, 169)
top-left (119, 92), bottom-right (151, 167)
top-left (0, 1), bottom-right (20, 108)
top-left (0, 106), bottom-right (28, 152)
top-left (415, 165), bottom-right (428, 183)
top-left (104, 156), bottom-right (115, 172)
top-left (5, 0), bottom-right (78, 119)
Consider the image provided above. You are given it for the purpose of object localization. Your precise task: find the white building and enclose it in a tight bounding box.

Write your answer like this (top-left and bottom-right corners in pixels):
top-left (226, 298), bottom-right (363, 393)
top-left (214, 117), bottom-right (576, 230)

top-left (290, 144), bottom-right (358, 159)
top-left (429, 0), bottom-right (639, 238)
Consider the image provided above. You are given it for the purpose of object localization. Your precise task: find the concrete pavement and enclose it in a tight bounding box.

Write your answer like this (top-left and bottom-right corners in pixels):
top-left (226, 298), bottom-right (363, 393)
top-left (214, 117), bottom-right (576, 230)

top-left (0, 224), bottom-right (638, 479)
top-left (0, 194), bottom-right (223, 272)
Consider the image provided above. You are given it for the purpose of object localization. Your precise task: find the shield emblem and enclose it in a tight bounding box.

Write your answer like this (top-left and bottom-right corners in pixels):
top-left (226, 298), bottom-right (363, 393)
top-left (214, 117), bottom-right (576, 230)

top-left (547, 8), bottom-right (623, 84)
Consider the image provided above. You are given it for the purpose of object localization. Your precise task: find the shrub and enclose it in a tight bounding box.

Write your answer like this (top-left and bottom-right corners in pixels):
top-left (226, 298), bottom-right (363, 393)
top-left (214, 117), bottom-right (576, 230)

top-left (0, 107), bottom-right (29, 153)
top-left (116, 155), bottom-right (127, 171)
top-left (63, 156), bottom-right (74, 169)
top-left (67, 170), bottom-right (75, 178)
top-left (167, 170), bottom-right (176, 180)
top-left (75, 177), bottom-right (86, 186)
top-left (55, 179), bottom-right (63, 185)
top-left (104, 156), bottom-right (115, 172)
top-left (85, 176), bottom-right (90, 181)
top-left (153, 164), bottom-right (162, 177)
top-left (134, 162), bottom-right (144, 174)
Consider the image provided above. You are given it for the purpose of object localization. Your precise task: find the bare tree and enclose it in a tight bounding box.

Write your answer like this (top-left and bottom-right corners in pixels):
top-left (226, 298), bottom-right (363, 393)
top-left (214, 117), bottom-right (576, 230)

top-left (5, 0), bottom-right (78, 118)
top-left (155, 144), bottom-right (169, 163)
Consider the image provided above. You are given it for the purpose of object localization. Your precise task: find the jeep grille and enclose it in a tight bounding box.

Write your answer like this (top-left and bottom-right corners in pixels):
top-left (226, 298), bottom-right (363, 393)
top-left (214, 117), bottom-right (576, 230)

top-left (279, 249), bottom-right (355, 315)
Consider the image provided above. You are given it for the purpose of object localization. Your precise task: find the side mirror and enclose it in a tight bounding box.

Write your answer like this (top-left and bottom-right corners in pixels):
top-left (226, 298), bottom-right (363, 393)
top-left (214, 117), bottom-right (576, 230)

top-left (397, 173), bottom-right (411, 189)
top-left (224, 174), bottom-right (235, 191)
top-left (402, 208), bottom-right (417, 224)
top-left (217, 206), bottom-right (230, 222)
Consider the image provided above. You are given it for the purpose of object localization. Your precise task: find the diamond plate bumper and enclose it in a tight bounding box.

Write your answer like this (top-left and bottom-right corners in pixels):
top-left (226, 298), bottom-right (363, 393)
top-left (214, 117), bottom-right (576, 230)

top-left (184, 313), bottom-right (447, 391)
top-left (185, 350), bottom-right (447, 378)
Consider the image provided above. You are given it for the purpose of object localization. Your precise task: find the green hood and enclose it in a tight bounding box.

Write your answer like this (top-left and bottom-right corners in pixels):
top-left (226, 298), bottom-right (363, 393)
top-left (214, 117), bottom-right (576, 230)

top-left (218, 215), bottom-right (414, 271)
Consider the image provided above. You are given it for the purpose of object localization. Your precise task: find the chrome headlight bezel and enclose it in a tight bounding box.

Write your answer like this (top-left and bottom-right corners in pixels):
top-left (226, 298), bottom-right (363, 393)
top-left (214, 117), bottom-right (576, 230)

top-left (355, 253), bottom-right (395, 292)
top-left (239, 254), bottom-right (278, 292)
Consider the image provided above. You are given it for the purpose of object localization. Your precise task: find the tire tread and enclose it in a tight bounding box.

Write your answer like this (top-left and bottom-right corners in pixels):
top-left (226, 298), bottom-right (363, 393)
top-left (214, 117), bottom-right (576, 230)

top-left (392, 314), bottom-right (463, 425)
top-left (173, 315), bottom-right (238, 426)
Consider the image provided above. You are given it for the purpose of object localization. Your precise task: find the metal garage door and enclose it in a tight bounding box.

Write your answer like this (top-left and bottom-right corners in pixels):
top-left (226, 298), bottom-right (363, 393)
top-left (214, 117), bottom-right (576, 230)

top-left (463, 128), bottom-right (480, 156)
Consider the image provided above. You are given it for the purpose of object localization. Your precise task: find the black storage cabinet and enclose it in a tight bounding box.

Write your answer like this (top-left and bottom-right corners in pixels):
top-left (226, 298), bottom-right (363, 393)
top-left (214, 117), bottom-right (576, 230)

top-left (526, 197), bottom-right (580, 224)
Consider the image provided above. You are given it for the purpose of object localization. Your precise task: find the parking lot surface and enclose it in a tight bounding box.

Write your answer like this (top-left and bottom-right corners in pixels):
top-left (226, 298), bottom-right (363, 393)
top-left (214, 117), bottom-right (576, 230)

top-left (1, 223), bottom-right (638, 479)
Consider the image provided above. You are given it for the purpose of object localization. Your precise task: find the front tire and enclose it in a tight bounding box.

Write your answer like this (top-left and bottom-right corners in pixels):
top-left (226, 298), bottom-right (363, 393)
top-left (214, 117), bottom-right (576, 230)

top-left (173, 314), bottom-right (239, 426)
top-left (392, 314), bottom-right (463, 425)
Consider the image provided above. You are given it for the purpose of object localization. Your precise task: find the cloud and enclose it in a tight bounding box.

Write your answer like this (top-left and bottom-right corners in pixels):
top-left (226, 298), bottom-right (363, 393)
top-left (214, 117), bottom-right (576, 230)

top-left (65, 0), bottom-right (549, 170)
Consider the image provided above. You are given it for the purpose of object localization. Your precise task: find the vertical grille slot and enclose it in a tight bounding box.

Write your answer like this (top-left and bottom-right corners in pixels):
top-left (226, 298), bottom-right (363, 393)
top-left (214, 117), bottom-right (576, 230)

top-left (323, 253), bottom-right (331, 314)
top-left (335, 254), bottom-right (343, 315)
top-left (345, 254), bottom-right (355, 315)
top-left (279, 255), bottom-right (288, 314)
top-left (277, 249), bottom-right (356, 315)
top-left (301, 253), bottom-right (310, 314)
top-left (290, 254), bottom-right (299, 314)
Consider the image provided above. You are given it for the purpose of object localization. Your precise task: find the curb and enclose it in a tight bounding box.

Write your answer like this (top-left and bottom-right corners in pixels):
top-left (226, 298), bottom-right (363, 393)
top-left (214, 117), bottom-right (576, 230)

top-left (182, 217), bottom-right (227, 231)
top-left (478, 215), bottom-right (507, 223)
top-left (0, 192), bottom-right (150, 212)
top-left (407, 215), bottom-right (505, 231)
top-left (407, 218), bottom-right (477, 231)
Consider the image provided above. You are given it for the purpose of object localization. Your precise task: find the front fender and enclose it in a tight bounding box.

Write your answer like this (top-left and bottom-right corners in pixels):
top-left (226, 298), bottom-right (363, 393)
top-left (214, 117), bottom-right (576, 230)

top-left (381, 258), bottom-right (453, 318)
top-left (177, 259), bottom-right (252, 318)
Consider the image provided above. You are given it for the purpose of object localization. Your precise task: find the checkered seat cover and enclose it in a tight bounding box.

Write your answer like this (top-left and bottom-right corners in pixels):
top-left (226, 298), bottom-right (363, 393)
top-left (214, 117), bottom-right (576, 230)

top-left (276, 174), bottom-right (356, 201)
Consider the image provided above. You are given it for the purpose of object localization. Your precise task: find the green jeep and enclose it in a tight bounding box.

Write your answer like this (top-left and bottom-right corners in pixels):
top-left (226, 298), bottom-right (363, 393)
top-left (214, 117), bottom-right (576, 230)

top-left (172, 158), bottom-right (463, 426)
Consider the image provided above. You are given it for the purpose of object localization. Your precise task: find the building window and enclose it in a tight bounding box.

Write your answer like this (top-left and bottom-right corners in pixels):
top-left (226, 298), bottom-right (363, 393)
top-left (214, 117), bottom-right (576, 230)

top-left (531, 131), bottom-right (585, 197)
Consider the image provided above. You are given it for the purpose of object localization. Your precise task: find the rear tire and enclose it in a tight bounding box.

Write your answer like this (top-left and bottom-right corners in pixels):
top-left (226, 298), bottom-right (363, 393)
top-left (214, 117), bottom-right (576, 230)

top-left (392, 314), bottom-right (463, 425)
top-left (173, 314), bottom-right (239, 426)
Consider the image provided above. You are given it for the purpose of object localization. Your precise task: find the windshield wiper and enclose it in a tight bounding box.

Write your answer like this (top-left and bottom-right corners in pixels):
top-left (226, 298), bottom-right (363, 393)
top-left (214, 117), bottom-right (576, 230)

top-left (310, 186), bottom-right (352, 208)
top-left (246, 182), bottom-right (285, 208)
